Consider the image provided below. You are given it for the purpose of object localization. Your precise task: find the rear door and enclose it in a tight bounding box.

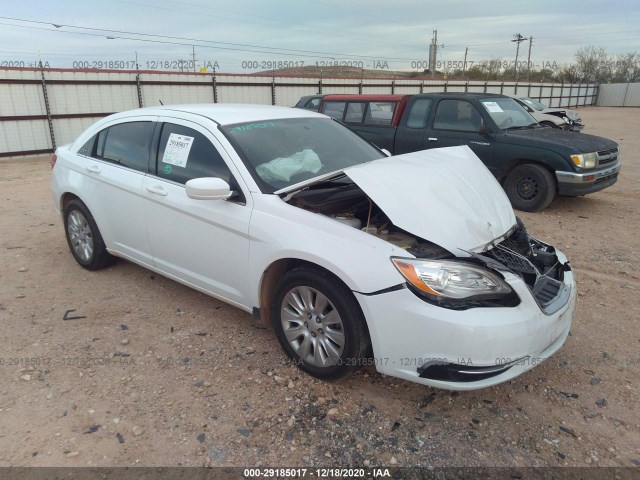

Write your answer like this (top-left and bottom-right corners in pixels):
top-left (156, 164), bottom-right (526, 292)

top-left (394, 97), bottom-right (433, 154)
top-left (352, 100), bottom-right (398, 151)
top-left (141, 117), bottom-right (252, 306)
top-left (424, 99), bottom-right (494, 164)
top-left (76, 117), bottom-right (156, 265)
top-left (321, 100), bottom-right (397, 151)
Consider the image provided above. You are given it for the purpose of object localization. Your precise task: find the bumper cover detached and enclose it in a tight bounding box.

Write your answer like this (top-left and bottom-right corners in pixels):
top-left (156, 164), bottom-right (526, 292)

top-left (556, 162), bottom-right (620, 196)
top-left (354, 263), bottom-right (576, 391)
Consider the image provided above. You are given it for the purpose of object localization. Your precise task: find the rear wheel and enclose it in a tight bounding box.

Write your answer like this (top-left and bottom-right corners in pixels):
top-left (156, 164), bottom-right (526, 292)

top-left (271, 268), bottom-right (370, 380)
top-left (503, 164), bottom-right (556, 212)
top-left (63, 199), bottom-right (115, 270)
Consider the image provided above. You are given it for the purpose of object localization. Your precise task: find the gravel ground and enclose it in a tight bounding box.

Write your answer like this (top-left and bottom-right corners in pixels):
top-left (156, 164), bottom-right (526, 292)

top-left (0, 107), bottom-right (638, 468)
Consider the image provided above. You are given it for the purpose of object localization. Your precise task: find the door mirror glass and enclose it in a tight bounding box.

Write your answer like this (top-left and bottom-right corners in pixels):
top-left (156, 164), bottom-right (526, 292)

top-left (185, 177), bottom-right (231, 200)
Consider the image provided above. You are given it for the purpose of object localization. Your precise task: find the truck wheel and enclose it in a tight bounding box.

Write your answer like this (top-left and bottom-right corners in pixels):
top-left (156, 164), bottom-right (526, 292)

top-left (271, 268), bottom-right (370, 381)
top-left (504, 164), bottom-right (556, 212)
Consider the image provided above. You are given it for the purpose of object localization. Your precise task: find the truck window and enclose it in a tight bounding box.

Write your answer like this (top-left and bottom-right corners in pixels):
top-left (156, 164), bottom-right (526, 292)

top-left (364, 101), bottom-right (396, 126)
top-left (322, 101), bottom-right (346, 120)
top-left (344, 102), bottom-right (365, 124)
top-left (406, 98), bottom-right (433, 129)
top-left (433, 100), bottom-right (483, 132)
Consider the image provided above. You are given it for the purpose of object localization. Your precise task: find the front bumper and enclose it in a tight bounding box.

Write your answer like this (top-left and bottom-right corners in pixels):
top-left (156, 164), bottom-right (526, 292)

top-left (556, 162), bottom-right (620, 196)
top-left (355, 261), bottom-right (576, 390)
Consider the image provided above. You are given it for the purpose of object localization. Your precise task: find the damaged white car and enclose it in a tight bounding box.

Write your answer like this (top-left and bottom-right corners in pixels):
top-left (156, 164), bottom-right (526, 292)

top-left (51, 105), bottom-right (577, 390)
top-left (509, 95), bottom-right (584, 131)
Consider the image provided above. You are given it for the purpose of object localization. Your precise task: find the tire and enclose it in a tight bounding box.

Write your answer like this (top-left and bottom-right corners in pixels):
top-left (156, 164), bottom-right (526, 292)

top-left (63, 199), bottom-right (115, 270)
top-left (503, 164), bottom-right (556, 212)
top-left (271, 268), bottom-right (370, 381)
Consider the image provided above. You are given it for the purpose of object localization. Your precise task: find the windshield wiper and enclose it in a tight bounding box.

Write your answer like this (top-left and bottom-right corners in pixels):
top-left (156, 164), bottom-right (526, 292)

top-left (305, 175), bottom-right (355, 191)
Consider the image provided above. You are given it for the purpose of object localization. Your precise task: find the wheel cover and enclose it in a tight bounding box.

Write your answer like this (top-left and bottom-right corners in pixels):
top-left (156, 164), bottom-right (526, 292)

top-left (67, 210), bottom-right (94, 262)
top-left (515, 176), bottom-right (539, 200)
top-left (280, 286), bottom-right (345, 367)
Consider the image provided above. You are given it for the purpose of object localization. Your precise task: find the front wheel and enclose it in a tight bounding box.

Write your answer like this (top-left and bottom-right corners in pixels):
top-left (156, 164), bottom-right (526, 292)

top-left (271, 268), bottom-right (370, 380)
top-left (63, 199), bottom-right (115, 270)
top-left (503, 164), bottom-right (556, 212)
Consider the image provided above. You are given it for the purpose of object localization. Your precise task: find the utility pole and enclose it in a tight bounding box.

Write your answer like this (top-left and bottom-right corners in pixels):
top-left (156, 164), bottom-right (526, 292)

top-left (526, 36), bottom-right (533, 82)
top-left (512, 33), bottom-right (527, 81)
top-left (192, 45), bottom-right (197, 73)
top-left (461, 47), bottom-right (468, 79)
top-left (428, 30), bottom-right (438, 79)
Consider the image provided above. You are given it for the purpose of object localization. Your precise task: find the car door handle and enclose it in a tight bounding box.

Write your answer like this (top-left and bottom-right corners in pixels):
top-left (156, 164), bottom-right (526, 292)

top-left (146, 185), bottom-right (168, 196)
top-left (85, 165), bottom-right (101, 174)
top-left (428, 137), bottom-right (438, 142)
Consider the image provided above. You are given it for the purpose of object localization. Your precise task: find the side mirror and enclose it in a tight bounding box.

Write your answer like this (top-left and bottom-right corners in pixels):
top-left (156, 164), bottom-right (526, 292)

top-left (380, 148), bottom-right (392, 157)
top-left (185, 177), bottom-right (232, 200)
top-left (479, 125), bottom-right (491, 136)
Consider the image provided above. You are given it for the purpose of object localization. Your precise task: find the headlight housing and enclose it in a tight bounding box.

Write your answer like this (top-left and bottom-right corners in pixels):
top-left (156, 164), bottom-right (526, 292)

top-left (391, 258), bottom-right (513, 302)
top-left (571, 152), bottom-right (597, 169)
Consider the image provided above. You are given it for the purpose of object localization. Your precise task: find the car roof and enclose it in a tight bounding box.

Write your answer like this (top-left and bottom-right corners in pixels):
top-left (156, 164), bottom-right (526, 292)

top-left (414, 92), bottom-right (506, 99)
top-left (110, 103), bottom-right (323, 126)
top-left (322, 94), bottom-right (410, 101)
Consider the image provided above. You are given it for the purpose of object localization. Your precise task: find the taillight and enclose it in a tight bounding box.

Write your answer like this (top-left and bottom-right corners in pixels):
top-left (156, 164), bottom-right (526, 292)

top-left (50, 153), bottom-right (57, 169)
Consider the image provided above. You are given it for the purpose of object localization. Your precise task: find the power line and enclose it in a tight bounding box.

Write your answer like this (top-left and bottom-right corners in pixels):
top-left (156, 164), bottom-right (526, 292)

top-left (0, 16), bottom-right (421, 61)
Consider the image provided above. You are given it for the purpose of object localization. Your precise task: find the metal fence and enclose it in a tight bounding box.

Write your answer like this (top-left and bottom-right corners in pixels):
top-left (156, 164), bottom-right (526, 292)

top-left (597, 83), bottom-right (640, 107)
top-left (0, 67), bottom-right (599, 158)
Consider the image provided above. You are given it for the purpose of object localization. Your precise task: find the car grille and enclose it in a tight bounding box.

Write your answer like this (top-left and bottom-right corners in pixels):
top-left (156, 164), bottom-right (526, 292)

top-left (483, 228), bottom-right (566, 310)
top-left (489, 240), bottom-right (537, 276)
top-left (532, 276), bottom-right (562, 307)
top-left (597, 147), bottom-right (618, 166)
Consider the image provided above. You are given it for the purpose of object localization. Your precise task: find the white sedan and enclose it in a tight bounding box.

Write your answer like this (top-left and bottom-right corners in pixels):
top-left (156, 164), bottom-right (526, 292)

top-left (51, 104), bottom-right (577, 390)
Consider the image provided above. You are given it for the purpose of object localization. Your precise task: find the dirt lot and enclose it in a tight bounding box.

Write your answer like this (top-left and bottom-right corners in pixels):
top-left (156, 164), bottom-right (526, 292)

top-left (0, 107), bottom-right (639, 469)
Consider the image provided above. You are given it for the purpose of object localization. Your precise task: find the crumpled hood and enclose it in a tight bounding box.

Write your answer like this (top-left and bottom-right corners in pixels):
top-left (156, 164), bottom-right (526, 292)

top-left (543, 107), bottom-right (581, 121)
top-left (344, 146), bottom-right (516, 254)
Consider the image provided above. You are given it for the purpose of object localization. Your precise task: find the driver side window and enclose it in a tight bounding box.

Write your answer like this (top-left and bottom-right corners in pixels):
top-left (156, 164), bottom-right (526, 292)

top-left (156, 123), bottom-right (233, 185)
top-left (433, 100), bottom-right (482, 132)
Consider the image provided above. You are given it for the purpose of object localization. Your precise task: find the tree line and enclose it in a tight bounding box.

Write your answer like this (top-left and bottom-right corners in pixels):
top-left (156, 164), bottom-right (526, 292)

top-left (429, 46), bottom-right (639, 84)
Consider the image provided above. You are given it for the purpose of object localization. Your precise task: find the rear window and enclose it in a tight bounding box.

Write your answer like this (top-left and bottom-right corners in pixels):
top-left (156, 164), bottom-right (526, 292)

top-left (322, 101), bottom-right (346, 120)
top-left (364, 101), bottom-right (396, 126)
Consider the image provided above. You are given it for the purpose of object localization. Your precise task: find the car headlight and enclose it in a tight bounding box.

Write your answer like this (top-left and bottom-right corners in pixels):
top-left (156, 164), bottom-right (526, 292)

top-left (391, 258), bottom-right (513, 301)
top-left (571, 152), bottom-right (597, 169)
top-left (562, 116), bottom-right (571, 123)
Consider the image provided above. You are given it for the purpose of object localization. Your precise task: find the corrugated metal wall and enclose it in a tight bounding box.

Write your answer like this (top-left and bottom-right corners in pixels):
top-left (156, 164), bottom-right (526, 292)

top-left (0, 67), bottom-right (599, 158)
top-left (597, 83), bottom-right (640, 107)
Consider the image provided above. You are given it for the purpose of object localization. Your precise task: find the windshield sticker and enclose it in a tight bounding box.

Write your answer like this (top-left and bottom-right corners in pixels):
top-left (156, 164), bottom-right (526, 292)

top-left (228, 122), bottom-right (277, 133)
top-left (482, 101), bottom-right (504, 113)
top-left (162, 133), bottom-right (194, 168)
top-left (163, 164), bottom-right (173, 175)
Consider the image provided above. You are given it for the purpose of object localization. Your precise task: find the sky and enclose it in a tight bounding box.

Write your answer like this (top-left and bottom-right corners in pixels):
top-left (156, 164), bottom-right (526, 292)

top-left (0, 0), bottom-right (638, 74)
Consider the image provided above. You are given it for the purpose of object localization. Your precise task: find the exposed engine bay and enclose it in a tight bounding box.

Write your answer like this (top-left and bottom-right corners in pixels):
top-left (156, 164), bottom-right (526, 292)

top-left (285, 180), bottom-right (452, 260)
top-left (285, 179), bottom-right (568, 310)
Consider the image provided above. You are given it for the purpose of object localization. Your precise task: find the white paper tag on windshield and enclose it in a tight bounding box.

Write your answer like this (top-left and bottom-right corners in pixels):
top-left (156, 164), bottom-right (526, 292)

top-left (482, 101), bottom-right (503, 113)
top-left (162, 134), bottom-right (194, 168)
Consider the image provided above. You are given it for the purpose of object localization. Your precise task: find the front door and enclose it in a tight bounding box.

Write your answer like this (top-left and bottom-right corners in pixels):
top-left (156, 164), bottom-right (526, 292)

top-left (424, 99), bottom-right (494, 166)
top-left (142, 118), bottom-right (251, 307)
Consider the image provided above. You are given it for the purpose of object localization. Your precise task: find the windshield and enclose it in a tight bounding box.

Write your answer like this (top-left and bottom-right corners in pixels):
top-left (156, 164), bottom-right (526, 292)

top-left (480, 97), bottom-right (538, 130)
top-left (519, 97), bottom-right (547, 111)
top-left (221, 117), bottom-right (385, 193)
